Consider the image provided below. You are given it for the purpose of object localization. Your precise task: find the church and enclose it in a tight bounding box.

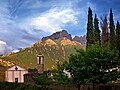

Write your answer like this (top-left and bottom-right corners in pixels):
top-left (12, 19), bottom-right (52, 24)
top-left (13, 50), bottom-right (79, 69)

top-left (5, 55), bottom-right (44, 83)
top-left (5, 65), bottom-right (28, 83)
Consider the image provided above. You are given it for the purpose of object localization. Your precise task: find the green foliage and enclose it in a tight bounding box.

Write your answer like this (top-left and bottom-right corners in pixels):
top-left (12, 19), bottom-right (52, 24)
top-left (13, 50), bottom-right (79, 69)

top-left (0, 82), bottom-right (50, 90)
top-left (109, 8), bottom-right (116, 49)
top-left (116, 21), bottom-right (120, 58)
top-left (93, 14), bottom-right (101, 46)
top-left (53, 63), bottom-right (71, 85)
top-left (86, 7), bottom-right (94, 48)
top-left (66, 44), bottom-right (119, 85)
top-left (34, 73), bottom-right (50, 85)
top-left (0, 64), bottom-right (5, 81)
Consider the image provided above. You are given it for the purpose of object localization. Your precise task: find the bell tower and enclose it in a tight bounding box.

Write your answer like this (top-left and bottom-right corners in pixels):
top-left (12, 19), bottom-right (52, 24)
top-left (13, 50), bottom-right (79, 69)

top-left (37, 55), bottom-right (44, 74)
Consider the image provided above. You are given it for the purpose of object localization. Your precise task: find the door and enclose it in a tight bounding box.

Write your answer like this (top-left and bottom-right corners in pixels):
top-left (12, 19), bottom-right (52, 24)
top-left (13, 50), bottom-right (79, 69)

top-left (15, 78), bottom-right (18, 83)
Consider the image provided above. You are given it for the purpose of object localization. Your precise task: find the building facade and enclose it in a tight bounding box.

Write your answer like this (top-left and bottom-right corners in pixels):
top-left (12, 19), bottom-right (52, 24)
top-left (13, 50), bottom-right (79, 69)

top-left (5, 65), bottom-right (28, 83)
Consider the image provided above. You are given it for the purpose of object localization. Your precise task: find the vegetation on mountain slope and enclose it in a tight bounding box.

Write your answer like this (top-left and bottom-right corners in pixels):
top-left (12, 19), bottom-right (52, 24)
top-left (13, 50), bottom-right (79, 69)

top-left (0, 38), bottom-right (84, 70)
top-left (0, 64), bottom-right (5, 81)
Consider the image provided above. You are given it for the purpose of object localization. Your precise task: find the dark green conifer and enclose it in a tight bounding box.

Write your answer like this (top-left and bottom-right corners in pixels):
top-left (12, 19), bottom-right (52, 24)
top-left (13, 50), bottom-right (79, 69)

top-left (93, 14), bottom-right (101, 46)
top-left (109, 8), bottom-right (116, 49)
top-left (116, 21), bottom-right (120, 57)
top-left (86, 7), bottom-right (94, 48)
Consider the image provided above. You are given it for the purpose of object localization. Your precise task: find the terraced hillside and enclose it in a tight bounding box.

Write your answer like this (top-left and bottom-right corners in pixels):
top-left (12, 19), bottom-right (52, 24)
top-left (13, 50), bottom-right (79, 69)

top-left (0, 38), bottom-right (84, 70)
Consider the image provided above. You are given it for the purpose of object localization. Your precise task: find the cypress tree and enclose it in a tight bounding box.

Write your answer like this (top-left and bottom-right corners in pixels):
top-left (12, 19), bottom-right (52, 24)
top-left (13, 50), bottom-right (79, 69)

top-left (93, 14), bottom-right (101, 46)
top-left (100, 13), bottom-right (109, 47)
top-left (116, 21), bottom-right (120, 57)
top-left (86, 7), bottom-right (94, 48)
top-left (109, 8), bottom-right (116, 49)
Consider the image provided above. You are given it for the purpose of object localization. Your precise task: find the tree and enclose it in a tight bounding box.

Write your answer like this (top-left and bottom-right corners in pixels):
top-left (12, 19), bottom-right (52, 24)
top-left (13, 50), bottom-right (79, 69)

top-left (93, 14), bottom-right (101, 46)
top-left (66, 49), bottom-right (90, 90)
top-left (109, 8), bottom-right (116, 49)
top-left (116, 21), bottom-right (120, 58)
top-left (65, 44), bottom-right (119, 90)
top-left (34, 73), bottom-right (50, 86)
top-left (86, 7), bottom-right (94, 48)
top-left (100, 13), bottom-right (109, 47)
top-left (53, 63), bottom-right (71, 85)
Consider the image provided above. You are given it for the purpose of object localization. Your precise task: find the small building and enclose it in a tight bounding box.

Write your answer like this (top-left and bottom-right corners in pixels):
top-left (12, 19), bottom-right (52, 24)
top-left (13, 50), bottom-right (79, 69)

top-left (23, 68), bottom-right (39, 83)
top-left (5, 65), bottom-right (28, 83)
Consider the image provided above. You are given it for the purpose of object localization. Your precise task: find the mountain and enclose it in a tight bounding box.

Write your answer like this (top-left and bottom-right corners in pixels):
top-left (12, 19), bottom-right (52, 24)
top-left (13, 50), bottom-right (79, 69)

top-left (0, 30), bottom-right (85, 81)
top-left (42, 30), bottom-right (86, 45)
top-left (73, 35), bottom-right (86, 45)
top-left (0, 38), bottom-right (84, 70)
top-left (42, 30), bottom-right (72, 41)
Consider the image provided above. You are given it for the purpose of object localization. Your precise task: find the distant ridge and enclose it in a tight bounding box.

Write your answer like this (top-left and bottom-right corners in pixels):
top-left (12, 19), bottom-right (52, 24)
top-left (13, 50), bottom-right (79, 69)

top-left (73, 35), bottom-right (86, 45)
top-left (42, 30), bottom-right (86, 45)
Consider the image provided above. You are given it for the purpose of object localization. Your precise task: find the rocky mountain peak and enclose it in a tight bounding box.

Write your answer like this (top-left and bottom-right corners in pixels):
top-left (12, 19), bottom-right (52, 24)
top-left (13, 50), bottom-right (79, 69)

top-left (41, 30), bottom-right (86, 45)
top-left (42, 30), bottom-right (72, 41)
top-left (73, 35), bottom-right (86, 45)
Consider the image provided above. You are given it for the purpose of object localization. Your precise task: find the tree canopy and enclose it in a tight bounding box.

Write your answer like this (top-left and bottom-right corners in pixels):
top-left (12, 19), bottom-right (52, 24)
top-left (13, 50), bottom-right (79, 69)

top-left (93, 14), bottom-right (101, 46)
top-left (86, 7), bottom-right (94, 48)
top-left (109, 9), bottom-right (116, 49)
top-left (66, 44), bottom-right (119, 84)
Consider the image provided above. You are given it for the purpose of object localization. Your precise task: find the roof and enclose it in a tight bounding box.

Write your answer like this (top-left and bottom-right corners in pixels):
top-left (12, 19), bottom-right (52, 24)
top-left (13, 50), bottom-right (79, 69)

top-left (6, 65), bottom-right (27, 71)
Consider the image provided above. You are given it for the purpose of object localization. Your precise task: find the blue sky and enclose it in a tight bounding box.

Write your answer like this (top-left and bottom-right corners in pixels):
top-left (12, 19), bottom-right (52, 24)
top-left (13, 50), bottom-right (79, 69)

top-left (0, 0), bottom-right (120, 54)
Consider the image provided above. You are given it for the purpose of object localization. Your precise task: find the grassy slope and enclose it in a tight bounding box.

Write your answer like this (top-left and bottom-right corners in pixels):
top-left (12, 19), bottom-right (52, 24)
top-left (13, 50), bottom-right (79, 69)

top-left (0, 38), bottom-right (84, 71)
top-left (0, 65), bottom-right (5, 81)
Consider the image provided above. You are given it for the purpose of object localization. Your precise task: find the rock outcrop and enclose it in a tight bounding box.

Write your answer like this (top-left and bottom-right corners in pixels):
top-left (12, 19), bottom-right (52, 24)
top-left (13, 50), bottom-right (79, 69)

top-left (73, 35), bottom-right (86, 45)
top-left (42, 30), bottom-right (72, 41)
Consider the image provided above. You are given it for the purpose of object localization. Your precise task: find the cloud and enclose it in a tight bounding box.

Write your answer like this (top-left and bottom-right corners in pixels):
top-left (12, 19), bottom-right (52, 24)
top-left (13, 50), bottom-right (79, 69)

top-left (19, 7), bottom-right (78, 35)
top-left (0, 40), bottom-right (12, 55)
top-left (0, 0), bottom-right (96, 54)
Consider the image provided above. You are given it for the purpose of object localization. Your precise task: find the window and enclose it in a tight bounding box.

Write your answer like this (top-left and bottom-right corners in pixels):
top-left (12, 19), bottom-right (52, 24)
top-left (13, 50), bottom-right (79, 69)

top-left (39, 57), bottom-right (41, 64)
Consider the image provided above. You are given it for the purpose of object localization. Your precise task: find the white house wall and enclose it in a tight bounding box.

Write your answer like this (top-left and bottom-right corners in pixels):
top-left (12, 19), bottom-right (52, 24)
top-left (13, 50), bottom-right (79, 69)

top-left (5, 65), bottom-right (28, 83)
top-left (5, 70), bottom-right (28, 83)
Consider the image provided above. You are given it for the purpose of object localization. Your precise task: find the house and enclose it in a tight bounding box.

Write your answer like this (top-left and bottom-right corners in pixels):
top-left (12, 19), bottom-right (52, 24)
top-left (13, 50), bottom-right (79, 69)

top-left (63, 69), bottom-right (71, 78)
top-left (5, 65), bottom-right (28, 83)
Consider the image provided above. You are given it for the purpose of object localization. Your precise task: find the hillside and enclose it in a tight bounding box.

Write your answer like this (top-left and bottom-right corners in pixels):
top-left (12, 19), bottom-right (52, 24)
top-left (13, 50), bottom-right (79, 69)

top-left (0, 38), bottom-right (84, 71)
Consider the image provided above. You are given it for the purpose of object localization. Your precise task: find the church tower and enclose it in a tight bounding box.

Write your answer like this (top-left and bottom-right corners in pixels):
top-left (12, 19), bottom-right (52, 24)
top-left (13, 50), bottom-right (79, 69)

top-left (37, 55), bottom-right (44, 74)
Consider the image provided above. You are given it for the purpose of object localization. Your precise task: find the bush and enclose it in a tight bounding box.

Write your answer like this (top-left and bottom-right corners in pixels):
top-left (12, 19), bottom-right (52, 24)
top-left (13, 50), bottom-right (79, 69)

top-left (34, 74), bottom-right (50, 85)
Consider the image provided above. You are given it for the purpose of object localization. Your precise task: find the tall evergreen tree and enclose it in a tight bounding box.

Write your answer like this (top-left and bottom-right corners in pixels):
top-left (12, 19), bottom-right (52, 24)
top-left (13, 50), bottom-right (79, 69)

top-left (109, 8), bottom-right (116, 49)
top-left (86, 7), bottom-right (94, 48)
top-left (100, 13), bottom-right (109, 47)
top-left (93, 14), bottom-right (101, 46)
top-left (116, 21), bottom-right (120, 57)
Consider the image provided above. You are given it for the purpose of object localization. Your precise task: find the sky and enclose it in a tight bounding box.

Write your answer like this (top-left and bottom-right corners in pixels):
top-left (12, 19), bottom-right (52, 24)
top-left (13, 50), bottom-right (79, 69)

top-left (0, 0), bottom-right (120, 55)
